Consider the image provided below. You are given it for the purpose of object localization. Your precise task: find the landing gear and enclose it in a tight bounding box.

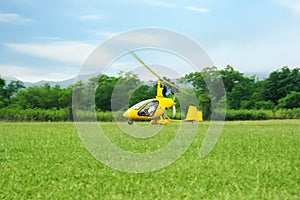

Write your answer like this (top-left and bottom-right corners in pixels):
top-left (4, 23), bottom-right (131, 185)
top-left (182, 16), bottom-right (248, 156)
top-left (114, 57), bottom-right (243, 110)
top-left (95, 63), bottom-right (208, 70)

top-left (128, 119), bottom-right (133, 125)
top-left (150, 115), bottom-right (170, 125)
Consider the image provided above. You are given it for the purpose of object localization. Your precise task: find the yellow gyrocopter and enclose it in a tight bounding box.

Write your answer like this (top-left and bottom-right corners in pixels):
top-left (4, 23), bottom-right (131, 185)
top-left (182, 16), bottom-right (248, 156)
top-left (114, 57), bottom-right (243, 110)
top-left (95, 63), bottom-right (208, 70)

top-left (123, 51), bottom-right (203, 125)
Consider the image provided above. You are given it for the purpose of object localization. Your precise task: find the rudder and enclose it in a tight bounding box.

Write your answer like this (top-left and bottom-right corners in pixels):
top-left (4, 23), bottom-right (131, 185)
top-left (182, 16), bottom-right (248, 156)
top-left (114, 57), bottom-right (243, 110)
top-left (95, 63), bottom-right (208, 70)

top-left (185, 106), bottom-right (203, 122)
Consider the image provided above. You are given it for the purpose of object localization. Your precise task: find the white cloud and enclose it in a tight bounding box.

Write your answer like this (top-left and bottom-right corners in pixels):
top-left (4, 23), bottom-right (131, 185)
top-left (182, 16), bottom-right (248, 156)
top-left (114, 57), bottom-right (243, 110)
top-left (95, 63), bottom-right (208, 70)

top-left (5, 41), bottom-right (97, 64)
top-left (111, 30), bottom-right (172, 47)
top-left (0, 64), bottom-right (79, 82)
top-left (80, 14), bottom-right (104, 20)
top-left (87, 30), bottom-right (119, 39)
top-left (0, 12), bottom-right (32, 23)
top-left (275, 0), bottom-right (300, 14)
top-left (184, 6), bottom-right (210, 13)
top-left (2, 29), bottom-right (213, 81)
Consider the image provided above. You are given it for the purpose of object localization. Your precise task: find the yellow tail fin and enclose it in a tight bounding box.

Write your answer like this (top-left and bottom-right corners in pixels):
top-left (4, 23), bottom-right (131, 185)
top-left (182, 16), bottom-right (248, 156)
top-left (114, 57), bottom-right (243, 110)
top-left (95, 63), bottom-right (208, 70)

top-left (185, 106), bottom-right (203, 122)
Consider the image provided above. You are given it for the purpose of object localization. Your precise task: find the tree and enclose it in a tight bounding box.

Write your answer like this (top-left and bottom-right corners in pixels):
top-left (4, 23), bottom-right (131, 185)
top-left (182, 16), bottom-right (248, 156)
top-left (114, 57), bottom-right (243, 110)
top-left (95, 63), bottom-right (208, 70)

top-left (111, 72), bottom-right (142, 111)
top-left (129, 83), bottom-right (156, 107)
top-left (0, 79), bottom-right (25, 108)
top-left (0, 77), bottom-right (5, 108)
top-left (0, 77), bottom-right (5, 91)
top-left (220, 65), bottom-right (248, 93)
top-left (72, 80), bottom-right (94, 111)
top-left (263, 67), bottom-right (300, 104)
top-left (183, 71), bottom-right (207, 93)
top-left (95, 75), bottom-right (120, 111)
top-left (219, 66), bottom-right (257, 109)
top-left (5, 80), bottom-right (25, 98)
top-left (183, 67), bottom-right (226, 119)
top-left (184, 66), bottom-right (225, 100)
top-left (226, 77), bottom-right (255, 109)
top-left (277, 92), bottom-right (300, 109)
top-left (58, 87), bottom-right (72, 108)
top-left (16, 83), bottom-right (63, 109)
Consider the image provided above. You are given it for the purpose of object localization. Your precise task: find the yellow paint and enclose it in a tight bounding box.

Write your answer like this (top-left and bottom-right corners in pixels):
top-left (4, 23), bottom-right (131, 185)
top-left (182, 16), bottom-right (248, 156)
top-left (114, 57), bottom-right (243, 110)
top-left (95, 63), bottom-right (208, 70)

top-left (122, 81), bottom-right (203, 125)
top-left (123, 51), bottom-right (203, 125)
top-left (185, 106), bottom-right (203, 122)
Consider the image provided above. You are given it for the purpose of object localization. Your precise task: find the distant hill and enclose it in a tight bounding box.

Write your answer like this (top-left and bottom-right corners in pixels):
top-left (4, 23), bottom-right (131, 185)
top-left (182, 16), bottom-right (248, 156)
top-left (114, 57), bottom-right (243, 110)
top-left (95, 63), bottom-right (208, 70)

top-left (23, 78), bottom-right (76, 88)
top-left (1, 76), bottom-right (18, 83)
top-left (2, 72), bottom-right (268, 89)
top-left (2, 74), bottom-right (96, 88)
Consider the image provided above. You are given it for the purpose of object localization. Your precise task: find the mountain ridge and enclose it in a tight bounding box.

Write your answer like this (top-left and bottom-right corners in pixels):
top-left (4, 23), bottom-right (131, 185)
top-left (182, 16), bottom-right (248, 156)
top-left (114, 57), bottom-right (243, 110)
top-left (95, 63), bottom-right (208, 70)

top-left (2, 72), bottom-right (269, 88)
top-left (1, 74), bottom-right (96, 88)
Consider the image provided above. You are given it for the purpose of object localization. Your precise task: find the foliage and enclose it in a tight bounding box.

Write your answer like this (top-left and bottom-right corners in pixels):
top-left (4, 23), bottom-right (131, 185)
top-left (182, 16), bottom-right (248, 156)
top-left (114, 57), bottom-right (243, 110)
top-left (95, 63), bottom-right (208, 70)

top-left (225, 109), bottom-right (273, 120)
top-left (111, 71), bottom-right (142, 111)
top-left (129, 83), bottom-right (156, 107)
top-left (94, 72), bottom-right (145, 111)
top-left (16, 83), bottom-right (71, 110)
top-left (72, 80), bottom-right (95, 111)
top-left (185, 66), bottom-right (225, 100)
top-left (277, 91), bottom-right (300, 109)
top-left (0, 78), bottom-right (25, 108)
top-left (225, 108), bottom-right (300, 120)
top-left (183, 66), bottom-right (226, 120)
top-left (220, 66), bottom-right (256, 109)
top-left (94, 74), bottom-right (120, 111)
top-left (0, 66), bottom-right (300, 121)
top-left (240, 100), bottom-right (275, 110)
top-left (263, 67), bottom-right (300, 104)
top-left (0, 106), bottom-right (71, 121)
top-left (275, 108), bottom-right (300, 119)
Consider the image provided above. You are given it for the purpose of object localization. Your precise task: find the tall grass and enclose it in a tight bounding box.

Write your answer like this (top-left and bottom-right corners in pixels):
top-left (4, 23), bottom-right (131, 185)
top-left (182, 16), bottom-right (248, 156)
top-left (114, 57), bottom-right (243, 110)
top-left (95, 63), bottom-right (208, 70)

top-left (0, 121), bottom-right (299, 199)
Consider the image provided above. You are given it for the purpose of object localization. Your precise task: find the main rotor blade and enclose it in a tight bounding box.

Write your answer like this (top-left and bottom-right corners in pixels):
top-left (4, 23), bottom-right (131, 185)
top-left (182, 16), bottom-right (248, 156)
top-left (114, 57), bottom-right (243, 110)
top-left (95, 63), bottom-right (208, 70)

top-left (130, 51), bottom-right (162, 80)
top-left (130, 50), bottom-right (190, 95)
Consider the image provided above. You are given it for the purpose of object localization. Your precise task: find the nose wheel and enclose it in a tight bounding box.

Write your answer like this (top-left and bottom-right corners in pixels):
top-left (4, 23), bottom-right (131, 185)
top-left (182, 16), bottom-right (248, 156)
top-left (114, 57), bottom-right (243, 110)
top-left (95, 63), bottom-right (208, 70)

top-left (128, 119), bottom-right (133, 125)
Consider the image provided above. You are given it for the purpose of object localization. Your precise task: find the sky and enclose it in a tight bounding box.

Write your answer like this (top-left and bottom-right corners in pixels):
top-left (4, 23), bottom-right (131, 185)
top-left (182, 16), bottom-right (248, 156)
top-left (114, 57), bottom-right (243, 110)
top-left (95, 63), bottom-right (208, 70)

top-left (0, 0), bottom-right (300, 82)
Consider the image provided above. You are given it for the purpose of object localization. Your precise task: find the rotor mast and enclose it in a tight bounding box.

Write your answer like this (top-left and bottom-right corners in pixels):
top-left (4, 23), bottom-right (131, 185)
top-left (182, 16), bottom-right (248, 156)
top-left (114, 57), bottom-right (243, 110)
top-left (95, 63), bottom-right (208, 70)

top-left (156, 80), bottom-right (164, 98)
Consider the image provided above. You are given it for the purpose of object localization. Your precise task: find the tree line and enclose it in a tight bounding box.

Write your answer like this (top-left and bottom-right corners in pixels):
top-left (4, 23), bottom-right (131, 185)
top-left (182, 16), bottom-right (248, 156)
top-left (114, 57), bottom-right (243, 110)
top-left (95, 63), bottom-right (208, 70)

top-left (0, 66), bottom-right (299, 121)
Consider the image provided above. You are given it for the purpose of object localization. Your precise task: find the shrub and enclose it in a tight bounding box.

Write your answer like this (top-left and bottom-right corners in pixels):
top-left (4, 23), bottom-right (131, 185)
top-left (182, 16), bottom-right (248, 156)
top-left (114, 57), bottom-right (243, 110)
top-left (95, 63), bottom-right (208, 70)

top-left (225, 110), bottom-right (273, 121)
top-left (276, 108), bottom-right (300, 119)
top-left (96, 111), bottom-right (113, 122)
top-left (0, 107), bottom-right (71, 122)
top-left (0, 107), bottom-right (299, 122)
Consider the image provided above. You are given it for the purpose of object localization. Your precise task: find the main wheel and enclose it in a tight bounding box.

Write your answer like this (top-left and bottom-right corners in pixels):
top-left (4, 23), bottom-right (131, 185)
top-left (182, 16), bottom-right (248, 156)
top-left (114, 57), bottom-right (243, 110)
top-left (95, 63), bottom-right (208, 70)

top-left (128, 119), bottom-right (133, 125)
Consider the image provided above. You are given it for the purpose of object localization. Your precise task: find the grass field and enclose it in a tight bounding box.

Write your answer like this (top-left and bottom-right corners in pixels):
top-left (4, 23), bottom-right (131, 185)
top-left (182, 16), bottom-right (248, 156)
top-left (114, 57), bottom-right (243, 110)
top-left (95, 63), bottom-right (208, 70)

top-left (1, 120), bottom-right (299, 199)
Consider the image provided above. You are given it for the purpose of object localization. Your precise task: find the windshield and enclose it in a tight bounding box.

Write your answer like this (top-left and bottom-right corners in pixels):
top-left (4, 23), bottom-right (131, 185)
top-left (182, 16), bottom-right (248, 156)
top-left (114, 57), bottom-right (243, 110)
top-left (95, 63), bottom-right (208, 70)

top-left (131, 99), bottom-right (153, 110)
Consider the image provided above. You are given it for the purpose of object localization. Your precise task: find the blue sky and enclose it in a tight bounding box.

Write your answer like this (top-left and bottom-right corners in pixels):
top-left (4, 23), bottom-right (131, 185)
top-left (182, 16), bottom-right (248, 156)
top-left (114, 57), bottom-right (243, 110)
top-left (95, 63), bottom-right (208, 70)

top-left (1, 0), bottom-right (300, 82)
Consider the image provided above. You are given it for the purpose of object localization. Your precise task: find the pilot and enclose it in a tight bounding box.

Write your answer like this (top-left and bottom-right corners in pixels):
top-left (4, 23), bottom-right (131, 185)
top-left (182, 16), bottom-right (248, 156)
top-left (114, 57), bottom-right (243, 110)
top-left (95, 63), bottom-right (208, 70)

top-left (148, 102), bottom-right (158, 116)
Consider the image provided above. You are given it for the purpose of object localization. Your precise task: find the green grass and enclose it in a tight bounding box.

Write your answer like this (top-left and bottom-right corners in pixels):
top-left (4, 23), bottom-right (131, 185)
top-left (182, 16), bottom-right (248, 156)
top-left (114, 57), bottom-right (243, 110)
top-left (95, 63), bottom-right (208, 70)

top-left (0, 120), bottom-right (299, 199)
